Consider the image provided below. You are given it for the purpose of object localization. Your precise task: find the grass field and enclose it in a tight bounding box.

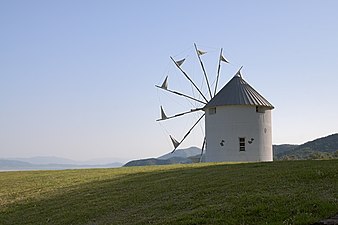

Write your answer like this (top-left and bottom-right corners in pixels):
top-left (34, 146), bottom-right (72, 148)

top-left (0, 160), bottom-right (337, 225)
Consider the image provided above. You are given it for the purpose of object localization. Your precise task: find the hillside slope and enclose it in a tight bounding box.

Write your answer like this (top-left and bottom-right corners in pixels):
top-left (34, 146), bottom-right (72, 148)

top-left (158, 147), bottom-right (201, 159)
top-left (274, 133), bottom-right (338, 160)
top-left (0, 160), bottom-right (337, 225)
top-left (124, 157), bottom-right (192, 167)
top-left (124, 147), bottom-right (201, 167)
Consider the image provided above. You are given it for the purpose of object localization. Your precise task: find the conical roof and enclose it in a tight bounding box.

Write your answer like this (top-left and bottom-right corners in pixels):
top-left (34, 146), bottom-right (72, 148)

top-left (205, 73), bottom-right (274, 109)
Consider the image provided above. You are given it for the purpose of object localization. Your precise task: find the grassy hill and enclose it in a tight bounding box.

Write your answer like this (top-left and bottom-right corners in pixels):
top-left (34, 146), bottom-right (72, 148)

top-left (0, 160), bottom-right (337, 225)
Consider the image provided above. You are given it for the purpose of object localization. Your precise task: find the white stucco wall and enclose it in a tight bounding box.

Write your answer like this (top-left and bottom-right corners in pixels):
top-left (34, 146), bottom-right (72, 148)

top-left (204, 105), bottom-right (272, 162)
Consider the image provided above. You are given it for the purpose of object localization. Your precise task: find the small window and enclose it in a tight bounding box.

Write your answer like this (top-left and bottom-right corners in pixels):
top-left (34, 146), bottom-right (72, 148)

top-left (209, 107), bottom-right (216, 115)
top-left (239, 137), bottom-right (246, 151)
top-left (256, 106), bottom-right (265, 113)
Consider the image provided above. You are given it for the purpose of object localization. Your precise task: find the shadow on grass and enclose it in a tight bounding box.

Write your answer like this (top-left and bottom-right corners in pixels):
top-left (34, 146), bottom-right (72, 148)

top-left (1, 160), bottom-right (337, 225)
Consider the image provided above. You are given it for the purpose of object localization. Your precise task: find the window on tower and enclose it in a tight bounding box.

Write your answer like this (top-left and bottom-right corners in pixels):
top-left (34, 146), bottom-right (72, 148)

top-left (239, 137), bottom-right (246, 151)
top-left (209, 107), bottom-right (216, 115)
top-left (256, 106), bottom-right (266, 113)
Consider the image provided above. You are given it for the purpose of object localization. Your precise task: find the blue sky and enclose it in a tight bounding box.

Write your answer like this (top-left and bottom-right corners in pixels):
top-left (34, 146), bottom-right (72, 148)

top-left (1, 1), bottom-right (337, 161)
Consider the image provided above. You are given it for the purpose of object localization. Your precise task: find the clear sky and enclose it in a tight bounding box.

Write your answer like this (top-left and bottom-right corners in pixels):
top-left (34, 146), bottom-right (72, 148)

top-left (1, 0), bottom-right (337, 162)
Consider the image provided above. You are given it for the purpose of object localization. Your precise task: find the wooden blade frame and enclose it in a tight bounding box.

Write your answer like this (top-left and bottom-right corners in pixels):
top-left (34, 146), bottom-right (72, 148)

top-left (214, 48), bottom-right (223, 96)
top-left (171, 113), bottom-right (205, 153)
top-left (199, 136), bottom-right (206, 163)
top-left (155, 85), bottom-right (207, 105)
top-left (156, 107), bottom-right (203, 121)
top-left (194, 43), bottom-right (212, 99)
top-left (170, 56), bottom-right (208, 103)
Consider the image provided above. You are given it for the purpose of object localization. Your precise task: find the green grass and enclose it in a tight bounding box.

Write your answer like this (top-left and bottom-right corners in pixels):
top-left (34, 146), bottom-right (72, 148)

top-left (0, 160), bottom-right (337, 225)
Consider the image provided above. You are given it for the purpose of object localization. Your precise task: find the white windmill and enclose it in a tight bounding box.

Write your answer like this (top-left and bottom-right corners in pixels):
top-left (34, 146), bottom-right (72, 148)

top-left (156, 44), bottom-right (274, 162)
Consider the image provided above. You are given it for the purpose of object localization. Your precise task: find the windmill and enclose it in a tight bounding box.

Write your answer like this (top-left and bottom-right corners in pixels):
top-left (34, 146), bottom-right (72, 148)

top-left (156, 44), bottom-right (229, 157)
top-left (156, 44), bottom-right (274, 163)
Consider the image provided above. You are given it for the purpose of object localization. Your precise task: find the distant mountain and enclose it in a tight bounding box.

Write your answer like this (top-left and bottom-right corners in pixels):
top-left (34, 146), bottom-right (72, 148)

top-left (273, 144), bottom-right (298, 156)
top-left (158, 147), bottom-right (201, 160)
top-left (0, 159), bottom-right (34, 169)
top-left (124, 157), bottom-right (193, 167)
top-left (125, 134), bottom-right (338, 167)
top-left (124, 147), bottom-right (202, 167)
top-left (80, 157), bottom-right (129, 165)
top-left (5, 134), bottom-right (336, 170)
top-left (8, 156), bottom-right (128, 165)
top-left (9, 156), bottom-right (79, 165)
top-left (0, 158), bottom-right (123, 171)
top-left (274, 133), bottom-right (338, 160)
top-left (294, 133), bottom-right (338, 153)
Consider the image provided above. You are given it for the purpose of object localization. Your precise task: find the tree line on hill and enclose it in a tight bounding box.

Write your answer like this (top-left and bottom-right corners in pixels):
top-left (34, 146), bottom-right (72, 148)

top-left (273, 133), bottom-right (338, 160)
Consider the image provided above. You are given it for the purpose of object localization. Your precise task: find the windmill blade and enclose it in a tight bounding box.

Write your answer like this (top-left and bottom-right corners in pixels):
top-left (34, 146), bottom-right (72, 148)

top-left (156, 107), bottom-right (203, 121)
top-left (220, 54), bottom-right (229, 63)
top-left (197, 49), bottom-right (207, 56)
top-left (169, 135), bottom-right (180, 149)
top-left (175, 58), bottom-right (186, 67)
top-left (171, 113), bottom-right (205, 153)
top-left (155, 85), bottom-right (207, 104)
top-left (199, 137), bottom-right (206, 162)
top-left (236, 66), bottom-right (243, 77)
top-left (170, 56), bottom-right (209, 103)
top-left (159, 76), bottom-right (168, 90)
top-left (194, 43), bottom-right (212, 99)
top-left (159, 106), bottom-right (168, 120)
top-left (214, 48), bottom-right (223, 96)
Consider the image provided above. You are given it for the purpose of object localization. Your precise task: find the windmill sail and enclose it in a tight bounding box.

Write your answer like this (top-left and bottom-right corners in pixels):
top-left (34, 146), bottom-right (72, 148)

top-left (175, 58), bottom-right (185, 67)
top-left (194, 43), bottom-right (212, 99)
top-left (214, 48), bottom-right (224, 96)
top-left (169, 135), bottom-right (180, 149)
top-left (160, 106), bottom-right (168, 120)
top-left (220, 55), bottom-right (229, 63)
top-left (235, 66), bottom-right (243, 77)
top-left (170, 56), bottom-right (208, 102)
top-left (170, 114), bottom-right (205, 153)
top-left (159, 76), bottom-right (168, 90)
top-left (197, 49), bottom-right (207, 56)
top-left (155, 85), bottom-right (206, 104)
top-left (156, 108), bottom-right (203, 122)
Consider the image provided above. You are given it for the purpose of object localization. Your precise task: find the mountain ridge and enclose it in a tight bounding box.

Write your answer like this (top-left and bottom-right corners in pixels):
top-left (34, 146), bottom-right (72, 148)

top-left (124, 146), bottom-right (202, 167)
top-left (125, 133), bottom-right (338, 166)
top-left (274, 133), bottom-right (338, 160)
top-left (2, 133), bottom-right (337, 170)
top-left (0, 159), bottom-right (123, 171)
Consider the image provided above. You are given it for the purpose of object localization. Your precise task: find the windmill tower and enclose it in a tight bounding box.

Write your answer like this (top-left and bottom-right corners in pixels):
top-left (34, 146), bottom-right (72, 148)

top-left (203, 68), bottom-right (274, 162)
top-left (156, 44), bottom-right (274, 162)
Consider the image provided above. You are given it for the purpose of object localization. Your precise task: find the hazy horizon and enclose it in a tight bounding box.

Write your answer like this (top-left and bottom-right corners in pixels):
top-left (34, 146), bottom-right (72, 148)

top-left (1, 1), bottom-right (337, 161)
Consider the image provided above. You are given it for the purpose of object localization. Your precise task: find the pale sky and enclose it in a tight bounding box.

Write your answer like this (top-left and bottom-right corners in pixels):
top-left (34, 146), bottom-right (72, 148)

top-left (1, 1), bottom-right (337, 162)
